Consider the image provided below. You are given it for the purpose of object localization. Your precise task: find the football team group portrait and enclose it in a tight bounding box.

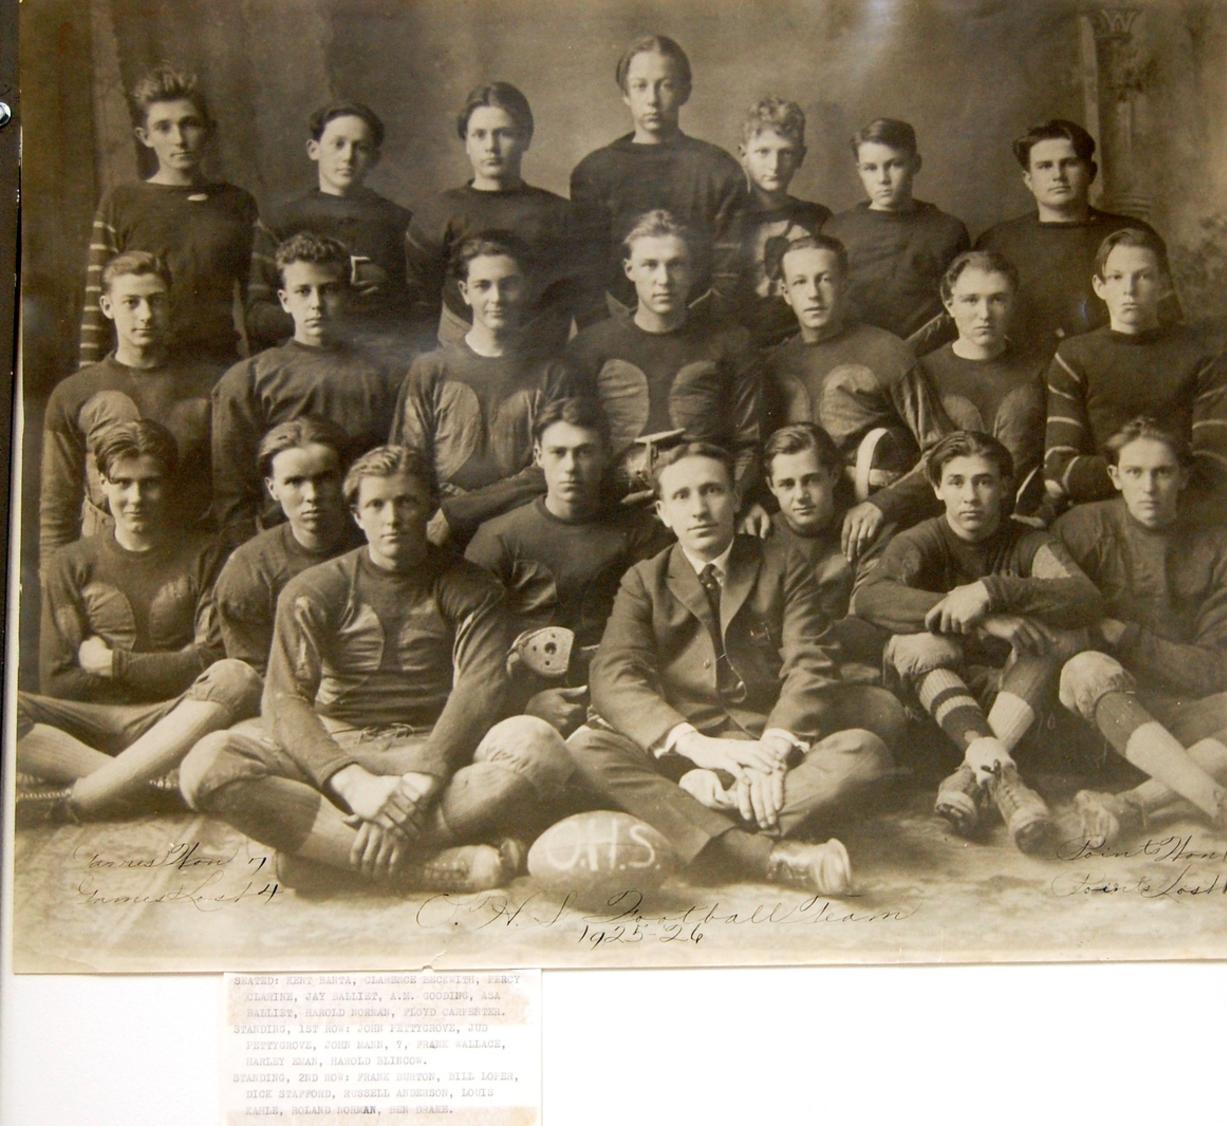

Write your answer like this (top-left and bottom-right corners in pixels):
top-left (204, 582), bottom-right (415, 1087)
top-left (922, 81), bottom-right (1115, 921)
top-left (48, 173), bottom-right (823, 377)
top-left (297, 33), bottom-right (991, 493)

top-left (12, 0), bottom-right (1227, 967)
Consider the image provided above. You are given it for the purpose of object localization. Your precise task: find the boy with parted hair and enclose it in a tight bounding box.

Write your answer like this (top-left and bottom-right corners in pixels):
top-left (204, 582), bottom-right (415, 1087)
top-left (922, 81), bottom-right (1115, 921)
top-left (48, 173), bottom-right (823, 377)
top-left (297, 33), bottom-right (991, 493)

top-left (764, 232), bottom-right (950, 561)
top-left (213, 416), bottom-right (360, 676)
top-left (79, 64), bottom-right (257, 367)
top-left (824, 118), bottom-right (969, 341)
top-left (180, 445), bottom-right (573, 893)
top-left (854, 430), bottom-right (1104, 853)
top-left (570, 34), bottom-right (747, 323)
top-left (565, 209), bottom-right (764, 524)
top-left (245, 101), bottom-right (415, 363)
top-left (392, 231), bottom-right (574, 549)
top-left (18, 420), bottom-right (261, 823)
top-left (213, 231), bottom-right (395, 544)
top-left (733, 96), bottom-right (831, 346)
top-left (1044, 227), bottom-right (1227, 509)
top-left (976, 119), bottom-right (1174, 358)
top-left (1054, 418), bottom-right (1227, 844)
top-left (466, 395), bottom-right (667, 734)
top-left (42, 251), bottom-right (217, 561)
top-left (405, 82), bottom-right (579, 353)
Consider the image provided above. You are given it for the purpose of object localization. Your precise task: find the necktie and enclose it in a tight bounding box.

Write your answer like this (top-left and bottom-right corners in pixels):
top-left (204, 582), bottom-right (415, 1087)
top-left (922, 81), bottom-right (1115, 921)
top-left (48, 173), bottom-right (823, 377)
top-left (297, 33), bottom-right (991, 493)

top-left (699, 564), bottom-right (744, 701)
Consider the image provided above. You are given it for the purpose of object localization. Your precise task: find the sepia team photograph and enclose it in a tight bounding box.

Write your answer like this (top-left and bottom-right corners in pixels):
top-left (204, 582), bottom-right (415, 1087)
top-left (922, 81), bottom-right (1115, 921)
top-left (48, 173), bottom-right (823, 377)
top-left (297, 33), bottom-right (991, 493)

top-left (9, 0), bottom-right (1227, 972)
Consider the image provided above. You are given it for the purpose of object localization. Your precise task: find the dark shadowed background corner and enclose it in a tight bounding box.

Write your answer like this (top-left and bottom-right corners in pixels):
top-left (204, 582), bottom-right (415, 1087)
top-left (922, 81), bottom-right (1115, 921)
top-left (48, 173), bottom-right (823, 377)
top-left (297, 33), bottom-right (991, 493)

top-left (15, 0), bottom-right (1227, 686)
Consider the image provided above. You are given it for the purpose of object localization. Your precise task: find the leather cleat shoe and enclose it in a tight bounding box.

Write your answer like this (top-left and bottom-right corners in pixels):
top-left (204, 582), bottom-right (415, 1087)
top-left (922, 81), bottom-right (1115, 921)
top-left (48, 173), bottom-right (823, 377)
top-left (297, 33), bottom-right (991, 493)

top-left (988, 762), bottom-right (1052, 854)
top-left (274, 852), bottom-right (354, 897)
top-left (396, 843), bottom-right (511, 893)
top-left (935, 764), bottom-right (984, 837)
top-left (1074, 789), bottom-right (1143, 847)
top-left (765, 838), bottom-right (852, 896)
top-left (14, 783), bottom-right (78, 828)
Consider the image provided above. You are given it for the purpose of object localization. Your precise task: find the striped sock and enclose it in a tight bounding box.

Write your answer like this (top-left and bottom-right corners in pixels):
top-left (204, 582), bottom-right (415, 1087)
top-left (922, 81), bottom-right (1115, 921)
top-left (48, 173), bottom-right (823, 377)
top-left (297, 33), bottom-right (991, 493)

top-left (916, 669), bottom-right (992, 752)
top-left (987, 692), bottom-right (1035, 751)
top-left (17, 724), bottom-right (113, 783)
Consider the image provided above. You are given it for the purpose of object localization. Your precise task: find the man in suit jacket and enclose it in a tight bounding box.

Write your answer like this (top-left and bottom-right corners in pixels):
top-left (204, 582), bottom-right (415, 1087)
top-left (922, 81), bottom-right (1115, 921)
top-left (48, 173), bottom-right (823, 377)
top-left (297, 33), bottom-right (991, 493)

top-left (568, 442), bottom-right (904, 894)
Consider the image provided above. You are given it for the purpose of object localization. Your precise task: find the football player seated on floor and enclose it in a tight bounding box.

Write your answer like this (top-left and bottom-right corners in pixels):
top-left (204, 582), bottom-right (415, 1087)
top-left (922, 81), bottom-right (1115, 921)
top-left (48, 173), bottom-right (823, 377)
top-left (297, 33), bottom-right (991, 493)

top-left (41, 250), bottom-right (218, 563)
top-left (875, 250), bottom-right (1048, 526)
top-left (465, 395), bottom-right (667, 736)
top-left (17, 420), bottom-right (261, 823)
top-left (179, 445), bottom-right (573, 894)
top-left (763, 233), bottom-right (949, 563)
top-left (1044, 227), bottom-right (1227, 518)
top-left (245, 99), bottom-right (416, 372)
top-left (1053, 418), bottom-right (1227, 846)
top-left (567, 442), bottom-right (907, 896)
top-left (564, 208), bottom-right (766, 529)
top-left (212, 230), bottom-right (395, 546)
top-left (391, 230), bottom-right (574, 550)
top-left (852, 429), bottom-right (1105, 853)
top-left (212, 416), bottom-right (360, 677)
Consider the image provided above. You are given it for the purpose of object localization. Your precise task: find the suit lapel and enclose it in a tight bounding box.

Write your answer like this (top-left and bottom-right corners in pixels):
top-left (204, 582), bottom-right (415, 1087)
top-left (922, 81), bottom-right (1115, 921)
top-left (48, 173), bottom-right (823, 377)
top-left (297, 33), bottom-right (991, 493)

top-left (720, 535), bottom-right (761, 637)
top-left (665, 543), bottom-right (717, 633)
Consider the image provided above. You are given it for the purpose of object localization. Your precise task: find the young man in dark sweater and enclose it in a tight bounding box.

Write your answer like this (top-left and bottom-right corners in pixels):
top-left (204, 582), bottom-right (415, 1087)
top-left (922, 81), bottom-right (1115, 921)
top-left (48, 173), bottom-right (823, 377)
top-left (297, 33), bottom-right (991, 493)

top-left (824, 118), bottom-right (969, 341)
top-left (465, 396), bottom-right (667, 735)
top-left (405, 82), bottom-right (580, 353)
top-left (854, 431), bottom-right (1104, 853)
top-left (18, 421), bottom-right (261, 823)
top-left (1054, 419), bottom-right (1227, 844)
top-left (976, 119), bottom-right (1172, 360)
top-left (568, 443), bottom-right (902, 895)
top-left (570, 34), bottom-right (746, 323)
top-left (565, 210), bottom-right (765, 528)
top-left (764, 233), bottom-right (950, 563)
top-left (213, 417), bottom-right (360, 676)
top-left (41, 251), bottom-right (217, 562)
top-left (732, 97), bottom-right (830, 347)
top-left (1043, 228), bottom-right (1227, 512)
top-left (79, 65), bottom-right (256, 367)
top-left (213, 232), bottom-right (395, 545)
top-left (245, 101), bottom-right (415, 368)
top-left (180, 446), bottom-right (573, 893)
top-left (391, 232), bottom-right (574, 549)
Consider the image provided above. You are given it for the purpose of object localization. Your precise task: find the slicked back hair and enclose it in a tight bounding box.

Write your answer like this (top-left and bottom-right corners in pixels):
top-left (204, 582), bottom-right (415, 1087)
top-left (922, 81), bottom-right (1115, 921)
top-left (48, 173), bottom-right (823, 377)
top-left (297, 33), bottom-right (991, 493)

top-left (342, 445), bottom-right (433, 510)
top-left (940, 250), bottom-right (1019, 304)
top-left (456, 82), bottom-right (534, 142)
top-left (258, 416), bottom-right (350, 480)
top-left (763, 423), bottom-right (842, 479)
top-left (775, 233), bottom-right (848, 280)
top-left (615, 34), bottom-right (692, 93)
top-left (927, 430), bottom-right (1014, 488)
top-left (130, 63), bottom-right (212, 128)
top-left (532, 396), bottom-right (610, 448)
top-left (448, 229), bottom-right (534, 282)
top-left (308, 100), bottom-right (385, 147)
top-left (1104, 416), bottom-right (1193, 469)
top-left (274, 231), bottom-right (352, 288)
top-left (1012, 118), bottom-right (1096, 170)
top-left (850, 117), bottom-right (917, 158)
top-left (652, 441), bottom-right (734, 499)
top-left (1093, 227), bottom-right (1171, 282)
top-left (95, 419), bottom-right (179, 481)
top-left (101, 250), bottom-right (173, 295)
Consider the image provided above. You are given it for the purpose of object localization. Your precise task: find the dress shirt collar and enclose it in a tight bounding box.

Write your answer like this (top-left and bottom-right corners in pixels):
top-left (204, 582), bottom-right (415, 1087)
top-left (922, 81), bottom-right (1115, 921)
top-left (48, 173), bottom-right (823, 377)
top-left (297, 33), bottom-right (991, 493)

top-left (680, 539), bottom-right (735, 583)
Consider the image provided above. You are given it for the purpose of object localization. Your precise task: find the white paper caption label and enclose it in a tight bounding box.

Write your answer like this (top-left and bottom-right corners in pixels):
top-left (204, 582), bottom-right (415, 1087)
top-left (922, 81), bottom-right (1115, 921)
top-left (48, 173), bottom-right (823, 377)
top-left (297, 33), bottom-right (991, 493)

top-left (224, 971), bottom-right (540, 1124)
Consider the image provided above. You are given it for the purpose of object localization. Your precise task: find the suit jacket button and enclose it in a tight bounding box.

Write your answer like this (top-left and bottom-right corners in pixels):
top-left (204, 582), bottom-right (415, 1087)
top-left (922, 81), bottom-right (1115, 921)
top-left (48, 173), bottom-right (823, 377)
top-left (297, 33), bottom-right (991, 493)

top-left (703, 659), bottom-right (711, 669)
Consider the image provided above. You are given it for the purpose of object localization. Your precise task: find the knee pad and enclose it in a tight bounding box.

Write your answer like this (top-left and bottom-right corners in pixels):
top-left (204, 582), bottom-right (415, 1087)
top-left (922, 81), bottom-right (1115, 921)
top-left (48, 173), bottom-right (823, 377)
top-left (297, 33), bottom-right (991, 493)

top-left (188, 659), bottom-right (263, 720)
top-left (885, 632), bottom-right (963, 680)
top-left (1059, 650), bottom-right (1136, 720)
top-left (475, 715), bottom-right (574, 795)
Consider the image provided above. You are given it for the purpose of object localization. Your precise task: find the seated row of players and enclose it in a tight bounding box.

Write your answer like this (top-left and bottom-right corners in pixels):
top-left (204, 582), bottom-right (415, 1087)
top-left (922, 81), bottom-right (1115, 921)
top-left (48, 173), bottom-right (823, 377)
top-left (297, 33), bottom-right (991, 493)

top-left (19, 402), bottom-right (1227, 895)
top-left (44, 205), bottom-right (1227, 576)
top-left (76, 38), bottom-right (1180, 380)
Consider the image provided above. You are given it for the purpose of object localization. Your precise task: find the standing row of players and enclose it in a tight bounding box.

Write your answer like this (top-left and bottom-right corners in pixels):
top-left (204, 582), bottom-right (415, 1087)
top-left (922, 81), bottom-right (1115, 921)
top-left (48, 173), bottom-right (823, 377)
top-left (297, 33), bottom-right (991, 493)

top-left (21, 35), bottom-right (1227, 894)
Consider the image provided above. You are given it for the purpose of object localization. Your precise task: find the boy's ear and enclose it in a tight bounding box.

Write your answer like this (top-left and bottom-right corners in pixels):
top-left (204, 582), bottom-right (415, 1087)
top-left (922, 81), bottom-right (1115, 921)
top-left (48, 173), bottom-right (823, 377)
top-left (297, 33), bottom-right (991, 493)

top-left (98, 291), bottom-right (114, 320)
top-left (1087, 160), bottom-right (1099, 185)
top-left (622, 257), bottom-right (636, 283)
top-left (277, 287), bottom-right (292, 313)
top-left (456, 278), bottom-right (471, 307)
top-left (306, 138), bottom-right (321, 162)
top-left (1091, 274), bottom-right (1107, 302)
top-left (264, 475), bottom-right (279, 502)
top-left (133, 125), bottom-right (152, 149)
top-left (1106, 463), bottom-right (1123, 493)
top-left (911, 152), bottom-right (923, 175)
top-left (531, 441), bottom-right (543, 468)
